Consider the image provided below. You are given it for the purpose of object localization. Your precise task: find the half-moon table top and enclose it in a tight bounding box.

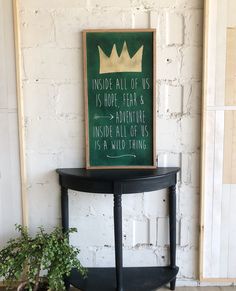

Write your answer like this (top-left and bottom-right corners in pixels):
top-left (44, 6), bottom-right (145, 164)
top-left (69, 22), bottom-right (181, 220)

top-left (56, 167), bottom-right (180, 194)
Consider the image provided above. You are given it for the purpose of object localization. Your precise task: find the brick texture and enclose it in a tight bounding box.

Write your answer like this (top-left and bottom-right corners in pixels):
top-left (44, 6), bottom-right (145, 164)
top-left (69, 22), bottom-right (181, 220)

top-left (19, 0), bottom-right (203, 284)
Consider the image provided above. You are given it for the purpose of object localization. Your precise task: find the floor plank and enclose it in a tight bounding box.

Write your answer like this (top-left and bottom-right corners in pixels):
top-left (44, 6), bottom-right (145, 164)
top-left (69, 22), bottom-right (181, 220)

top-left (0, 287), bottom-right (236, 291)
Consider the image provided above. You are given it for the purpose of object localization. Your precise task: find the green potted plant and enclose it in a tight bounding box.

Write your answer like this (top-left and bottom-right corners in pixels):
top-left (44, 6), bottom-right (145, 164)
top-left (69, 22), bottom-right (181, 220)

top-left (0, 225), bottom-right (86, 291)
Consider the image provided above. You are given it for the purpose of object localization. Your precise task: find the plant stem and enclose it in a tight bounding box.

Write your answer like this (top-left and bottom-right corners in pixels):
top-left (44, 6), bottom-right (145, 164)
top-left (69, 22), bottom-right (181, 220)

top-left (33, 264), bottom-right (41, 291)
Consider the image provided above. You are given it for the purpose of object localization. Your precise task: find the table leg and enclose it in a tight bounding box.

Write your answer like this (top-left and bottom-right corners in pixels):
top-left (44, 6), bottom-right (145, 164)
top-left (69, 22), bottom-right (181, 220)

top-left (61, 186), bottom-right (70, 290)
top-left (169, 184), bottom-right (177, 290)
top-left (114, 190), bottom-right (124, 291)
top-left (61, 186), bottom-right (69, 232)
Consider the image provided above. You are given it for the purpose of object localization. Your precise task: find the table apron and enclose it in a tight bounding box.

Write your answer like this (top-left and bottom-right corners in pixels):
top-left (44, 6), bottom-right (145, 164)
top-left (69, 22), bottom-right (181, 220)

top-left (59, 174), bottom-right (177, 194)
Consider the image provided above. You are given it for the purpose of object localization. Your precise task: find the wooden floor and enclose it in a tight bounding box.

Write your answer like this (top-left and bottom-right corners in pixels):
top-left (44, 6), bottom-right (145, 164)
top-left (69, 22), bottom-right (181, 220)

top-left (173, 288), bottom-right (236, 291)
top-left (176, 289), bottom-right (236, 291)
top-left (0, 287), bottom-right (236, 291)
top-left (2, 287), bottom-right (236, 290)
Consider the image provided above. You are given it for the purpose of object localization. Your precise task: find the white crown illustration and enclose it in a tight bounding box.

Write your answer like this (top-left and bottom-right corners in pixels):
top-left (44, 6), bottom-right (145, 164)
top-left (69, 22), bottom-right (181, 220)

top-left (98, 42), bottom-right (144, 74)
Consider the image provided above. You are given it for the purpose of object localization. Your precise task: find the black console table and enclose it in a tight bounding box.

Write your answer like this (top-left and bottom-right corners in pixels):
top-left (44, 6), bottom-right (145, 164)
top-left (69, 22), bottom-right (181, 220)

top-left (56, 167), bottom-right (180, 291)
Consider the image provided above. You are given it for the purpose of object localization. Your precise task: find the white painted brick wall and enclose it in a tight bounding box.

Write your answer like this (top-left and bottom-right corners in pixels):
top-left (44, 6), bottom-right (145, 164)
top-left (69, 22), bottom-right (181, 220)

top-left (19, 0), bottom-right (203, 283)
top-left (166, 13), bottom-right (184, 45)
top-left (158, 47), bottom-right (181, 80)
top-left (159, 84), bottom-right (183, 115)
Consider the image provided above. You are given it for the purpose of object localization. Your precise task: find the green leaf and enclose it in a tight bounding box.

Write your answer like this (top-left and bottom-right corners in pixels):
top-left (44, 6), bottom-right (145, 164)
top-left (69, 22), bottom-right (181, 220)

top-left (0, 225), bottom-right (86, 290)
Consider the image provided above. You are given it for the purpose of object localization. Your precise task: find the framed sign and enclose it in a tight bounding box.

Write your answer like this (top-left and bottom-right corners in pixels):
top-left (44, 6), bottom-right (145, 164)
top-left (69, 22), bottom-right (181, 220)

top-left (83, 29), bottom-right (156, 169)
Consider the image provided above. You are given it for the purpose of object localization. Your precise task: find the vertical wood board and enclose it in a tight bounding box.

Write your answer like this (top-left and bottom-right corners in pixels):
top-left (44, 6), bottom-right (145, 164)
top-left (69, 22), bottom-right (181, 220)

top-left (227, 0), bottom-right (236, 27)
top-left (211, 111), bottom-right (224, 277)
top-left (0, 0), bottom-right (22, 247)
top-left (200, 0), bottom-right (236, 282)
top-left (13, 0), bottom-right (28, 226)
top-left (215, 0), bottom-right (227, 106)
top-left (220, 184), bottom-right (231, 277)
top-left (228, 185), bottom-right (236, 277)
top-left (223, 111), bottom-right (236, 183)
top-left (225, 28), bottom-right (236, 106)
top-left (202, 111), bottom-right (215, 277)
top-left (206, 0), bottom-right (218, 107)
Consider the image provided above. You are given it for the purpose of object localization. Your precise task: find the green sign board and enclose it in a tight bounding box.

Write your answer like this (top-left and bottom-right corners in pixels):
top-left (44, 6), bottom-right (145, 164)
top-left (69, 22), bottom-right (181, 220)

top-left (83, 29), bottom-right (156, 169)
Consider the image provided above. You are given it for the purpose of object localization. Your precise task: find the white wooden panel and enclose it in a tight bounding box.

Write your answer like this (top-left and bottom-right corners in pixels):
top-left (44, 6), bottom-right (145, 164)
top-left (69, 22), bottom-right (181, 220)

top-left (224, 7), bottom-right (236, 281)
top-left (206, 0), bottom-right (217, 107)
top-left (227, 0), bottom-right (236, 27)
top-left (0, 0), bottom-right (22, 247)
top-left (215, 0), bottom-right (227, 106)
top-left (223, 111), bottom-right (236, 183)
top-left (0, 113), bottom-right (22, 245)
top-left (211, 111), bottom-right (224, 277)
top-left (228, 185), bottom-right (236, 277)
top-left (220, 184), bottom-right (231, 277)
top-left (0, 0), bottom-right (17, 110)
top-left (208, 106), bottom-right (236, 110)
top-left (225, 29), bottom-right (236, 106)
top-left (202, 0), bottom-right (236, 281)
top-left (203, 111), bottom-right (215, 277)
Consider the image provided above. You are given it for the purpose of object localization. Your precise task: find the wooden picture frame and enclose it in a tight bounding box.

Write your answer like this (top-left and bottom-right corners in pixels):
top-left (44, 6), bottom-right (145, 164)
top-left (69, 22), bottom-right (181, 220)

top-left (83, 29), bottom-right (156, 169)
